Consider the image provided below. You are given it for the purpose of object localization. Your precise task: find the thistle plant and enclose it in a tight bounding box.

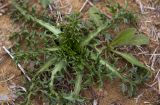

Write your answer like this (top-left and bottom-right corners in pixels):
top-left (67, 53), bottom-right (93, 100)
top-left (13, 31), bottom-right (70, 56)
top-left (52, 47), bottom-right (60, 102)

top-left (11, 1), bottom-right (151, 104)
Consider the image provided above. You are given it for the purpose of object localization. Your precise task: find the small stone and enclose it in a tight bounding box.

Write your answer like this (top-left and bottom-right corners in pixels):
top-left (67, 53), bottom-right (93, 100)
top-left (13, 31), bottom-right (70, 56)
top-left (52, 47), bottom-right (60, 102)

top-left (0, 9), bottom-right (5, 13)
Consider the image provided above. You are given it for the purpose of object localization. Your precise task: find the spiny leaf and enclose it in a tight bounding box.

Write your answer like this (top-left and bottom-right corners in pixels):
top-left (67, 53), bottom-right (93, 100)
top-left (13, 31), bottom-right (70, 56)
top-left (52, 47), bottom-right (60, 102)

top-left (12, 1), bottom-right (61, 36)
top-left (88, 6), bottom-right (103, 27)
top-left (33, 58), bottom-right (56, 79)
top-left (73, 72), bottom-right (82, 97)
top-left (64, 72), bottom-right (82, 102)
top-left (49, 61), bottom-right (66, 96)
top-left (110, 28), bottom-right (136, 47)
top-left (112, 50), bottom-right (147, 69)
top-left (90, 52), bottom-right (126, 81)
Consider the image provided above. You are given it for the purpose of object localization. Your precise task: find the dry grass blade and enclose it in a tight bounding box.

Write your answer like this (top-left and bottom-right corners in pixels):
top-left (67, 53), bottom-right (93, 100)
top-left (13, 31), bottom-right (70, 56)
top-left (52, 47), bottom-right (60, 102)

top-left (149, 47), bottom-right (158, 71)
top-left (158, 76), bottom-right (160, 95)
top-left (135, 0), bottom-right (144, 14)
top-left (79, 0), bottom-right (89, 12)
top-left (0, 3), bottom-right (9, 10)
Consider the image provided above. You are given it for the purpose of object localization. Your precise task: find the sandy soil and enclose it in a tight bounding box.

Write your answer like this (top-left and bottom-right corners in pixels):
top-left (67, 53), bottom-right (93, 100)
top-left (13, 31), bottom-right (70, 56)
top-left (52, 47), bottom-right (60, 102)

top-left (0, 16), bottom-right (14, 56)
top-left (0, 6), bottom-right (22, 103)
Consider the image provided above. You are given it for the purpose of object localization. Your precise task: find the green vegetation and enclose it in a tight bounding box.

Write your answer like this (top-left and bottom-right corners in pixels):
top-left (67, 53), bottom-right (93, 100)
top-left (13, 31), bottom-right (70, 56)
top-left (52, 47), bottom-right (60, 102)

top-left (10, 0), bottom-right (150, 104)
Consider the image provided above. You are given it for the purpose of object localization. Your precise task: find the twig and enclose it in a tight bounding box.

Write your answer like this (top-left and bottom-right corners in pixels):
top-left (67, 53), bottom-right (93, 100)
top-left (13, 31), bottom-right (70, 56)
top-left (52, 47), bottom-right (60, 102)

top-left (158, 75), bottom-right (160, 95)
top-left (61, 0), bottom-right (72, 14)
top-left (135, 0), bottom-right (144, 14)
top-left (153, 70), bottom-right (160, 82)
top-left (150, 81), bottom-right (158, 87)
top-left (143, 6), bottom-right (155, 10)
top-left (136, 52), bottom-right (148, 55)
top-left (145, 70), bottom-right (160, 95)
top-left (2, 46), bottom-right (31, 81)
top-left (87, 0), bottom-right (94, 6)
top-left (0, 3), bottom-right (9, 10)
top-left (145, 54), bottom-right (160, 56)
top-left (49, 4), bottom-right (53, 11)
top-left (0, 57), bottom-right (3, 64)
top-left (145, 83), bottom-right (159, 93)
top-left (144, 101), bottom-right (150, 104)
top-left (79, 0), bottom-right (89, 12)
top-left (79, 0), bottom-right (112, 19)
top-left (0, 75), bottom-right (15, 83)
top-left (93, 99), bottom-right (98, 105)
top-left (150, 47), bottom-right (158, 70)
top-left (10, 84), bottom-right (27, 92)
top-left (135, 93), bottom-right (144, 104)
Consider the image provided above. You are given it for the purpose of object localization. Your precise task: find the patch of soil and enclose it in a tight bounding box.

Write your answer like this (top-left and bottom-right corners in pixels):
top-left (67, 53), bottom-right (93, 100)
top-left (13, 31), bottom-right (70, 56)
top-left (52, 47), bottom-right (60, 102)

top-left (0, 15), bottom-right (15, 56)
top-left (0, 56), bottom-right (22, 83)
top-left (84, 80), bottom-right (158, 105)
top-left (70, 0), bottom-right (84, 12)
top-left (0, 55), bottom-right (23, 103)
top-left (0, 10), bottom-right (22, 103)
top-left (0, 84), bottom-right (9, 95)
top-left (101, 81), bottom-right (158, 105)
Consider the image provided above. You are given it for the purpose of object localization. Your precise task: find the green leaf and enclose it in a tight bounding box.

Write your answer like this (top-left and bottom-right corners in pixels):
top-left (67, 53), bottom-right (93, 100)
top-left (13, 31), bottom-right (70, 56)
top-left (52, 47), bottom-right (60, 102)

top-left (80, 24), bottom-right (109, 47)
top-left (33, 58), bottom-right (56, 79)
top-left (129, 34), bottom-right (149, 46)
top-left (73, 72), bottom-right (82, 97)
top-left (12, 1), bottom-right (61, 36)
top-left (49, 61), bottom-right (66, 96)
top-left (90, 52), bottom-right (126, 81)
top-left (110, 28), bottom-right (149, 47)
top-left (110, 28), bottom-right (136, 47)
top-left (113, 50), bottom-right (147, 69)
top-left (64, 72), bottom-right (82, 101)
top-left (88, 7), bottom-right (103, 27)
top-left (121, 83), bottom-right (127, 94)
top-left (39, 0), bottom-right (52, 8)
top-left (45, 47), bottom-right (60, 51)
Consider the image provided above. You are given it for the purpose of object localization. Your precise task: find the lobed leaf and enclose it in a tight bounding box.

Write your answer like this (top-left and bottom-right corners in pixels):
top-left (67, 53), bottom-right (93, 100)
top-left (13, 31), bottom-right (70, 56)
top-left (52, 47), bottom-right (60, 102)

top-left (33, 58), bottom-right (56, 79)
top-left (129, 34), bottom-right (149, 46)
top-left (73, 72), bottom-right (82, 97)
top-left (110, 28), bottom-right (149, 47)
top-left (12, 1), bottom-right (61, 36)
top-left (113, 50), bottom-right (147, 69)
top-left (49, 61), bottom-right (66, 96)
top-left (110, 28), bottom-right (136, 47)
top-left (63, 72), bottom-right (82, 102)
top-left (90, 52), bottom-right (126, 81)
